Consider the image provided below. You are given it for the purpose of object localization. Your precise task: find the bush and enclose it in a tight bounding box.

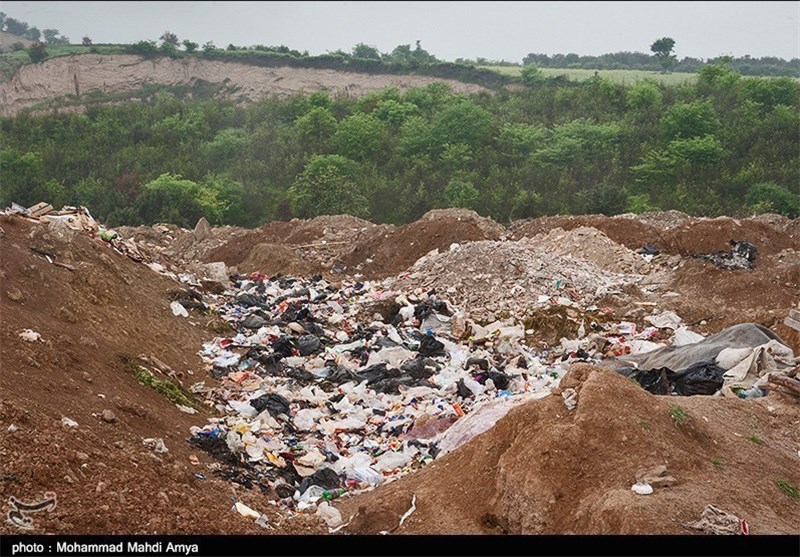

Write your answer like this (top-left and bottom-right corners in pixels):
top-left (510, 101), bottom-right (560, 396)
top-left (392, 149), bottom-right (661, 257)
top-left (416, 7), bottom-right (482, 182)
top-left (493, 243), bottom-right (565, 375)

top-left (746, 182), bottom-right (800, 217)
top-left (27, 42), bottom-right (47, 63)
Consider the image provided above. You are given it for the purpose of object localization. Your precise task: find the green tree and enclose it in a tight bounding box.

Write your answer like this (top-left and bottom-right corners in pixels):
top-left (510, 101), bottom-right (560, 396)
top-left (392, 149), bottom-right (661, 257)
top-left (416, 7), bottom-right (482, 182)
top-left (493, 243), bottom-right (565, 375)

top-left (650, 37), bottom-right (676, 73)
top-left (288, 155), bottom-right (370, 218)
top-left (351, 42), bottom-right (381, 60)
top-left (626, 80), bottom-right (663, 111)
top-left (27, 42), bottom-right (47, 63)
top-left (293, 106), bottom-right (337, 151)
top-left (428, 99), bottom-right (493, 154)
top-left (520, 64), bottom-right (544, 86)
top-left (745, 182), bottom-right (800, 217)
top-left (661, 100), bottom-right (720, 139)
top-left (135, 173), bottom-right (228, 226)
top-left (443, 177), bottom-right (479, 209)
top-left (332, 113), bottom-right (387, 161)
top-left (4, 17), bottom-right (28, 36)
top-left (24, 26), bottom-right (41, 41)
top-left (182, 39), bottom-right (198, 52)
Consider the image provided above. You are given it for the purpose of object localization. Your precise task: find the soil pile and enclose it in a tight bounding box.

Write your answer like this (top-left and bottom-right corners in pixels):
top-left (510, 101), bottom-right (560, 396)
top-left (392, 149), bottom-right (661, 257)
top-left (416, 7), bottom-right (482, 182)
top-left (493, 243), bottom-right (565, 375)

top-left (0, 54), bottom-right (490, 117)
top-left (386, 237), bottom-right (648, 323)
top-left (0, 215), bottom-right (321, 534)
top-left (526, 226), bottom-right (651, 275)
top-left (336, 365), bottom-right (800, 534)
top-left (340, 209), bottom-right (506, 280)
top-left (511, 214), bottom-right (799, 258)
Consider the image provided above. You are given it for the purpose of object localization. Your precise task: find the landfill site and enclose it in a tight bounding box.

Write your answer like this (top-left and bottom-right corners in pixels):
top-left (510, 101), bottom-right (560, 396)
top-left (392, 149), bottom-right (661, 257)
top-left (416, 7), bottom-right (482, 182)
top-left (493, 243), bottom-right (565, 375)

top-left (1, 204), bottom-right (799, 536)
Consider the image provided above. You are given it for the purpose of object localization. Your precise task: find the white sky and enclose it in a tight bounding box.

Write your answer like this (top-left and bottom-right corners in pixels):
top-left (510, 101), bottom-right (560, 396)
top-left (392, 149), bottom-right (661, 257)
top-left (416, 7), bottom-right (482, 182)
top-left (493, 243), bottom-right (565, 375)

top-left (2, 1), bottom-right (798, 61)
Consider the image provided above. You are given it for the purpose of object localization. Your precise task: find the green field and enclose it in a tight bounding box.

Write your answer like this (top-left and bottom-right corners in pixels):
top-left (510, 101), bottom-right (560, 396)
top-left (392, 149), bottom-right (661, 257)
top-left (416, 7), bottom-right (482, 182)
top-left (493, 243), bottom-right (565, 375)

top-left (481, 65), bottom-right (698, 85)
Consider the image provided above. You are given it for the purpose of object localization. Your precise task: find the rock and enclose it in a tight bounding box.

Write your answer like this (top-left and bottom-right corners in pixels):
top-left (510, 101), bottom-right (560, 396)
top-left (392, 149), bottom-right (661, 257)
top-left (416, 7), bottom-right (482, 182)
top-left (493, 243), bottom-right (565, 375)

top-left (636, 464), bottom-right (677, 489)
top-left (76, 452), bottom-right (89, 461)
top-left (200, 261), bottom-right (228, 282)
top-left (82, 372), bottom-right (93, 383)
top-left (64, 475), bottom-right (74, 484)
top-left (6, 288), bottom-right (23, 302)
top-left (200, 280), bottom-right (226, 295)
top-left (47, 219), bottom-right (76, 242)
top-left (101, 410), bottom-right (116, 423)
top-left (193, 217), bottom-right (212, 242)
top-left (113, 441), bottom-right (125, 449)
top-left (96, 481), bottom-right (107, 493)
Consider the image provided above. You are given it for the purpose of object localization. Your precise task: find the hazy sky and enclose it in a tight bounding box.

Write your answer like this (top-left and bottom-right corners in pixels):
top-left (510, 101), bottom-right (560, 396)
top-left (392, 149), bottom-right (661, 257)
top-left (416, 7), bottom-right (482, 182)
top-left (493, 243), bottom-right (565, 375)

top-left (3, 1), bottom-right (799, 61)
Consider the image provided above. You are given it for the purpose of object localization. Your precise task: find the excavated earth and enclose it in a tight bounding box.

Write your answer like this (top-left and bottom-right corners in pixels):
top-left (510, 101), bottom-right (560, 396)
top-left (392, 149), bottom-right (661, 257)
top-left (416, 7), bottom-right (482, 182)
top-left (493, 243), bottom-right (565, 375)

top-left (0, 54), bottom-right (490, 117)
top-left (2, 210), bottom-right (799, 535)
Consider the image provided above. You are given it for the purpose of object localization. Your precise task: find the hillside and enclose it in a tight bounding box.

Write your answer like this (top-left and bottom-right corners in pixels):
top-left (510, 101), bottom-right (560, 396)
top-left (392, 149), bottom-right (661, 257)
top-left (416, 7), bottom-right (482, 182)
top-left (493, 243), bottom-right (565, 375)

top-left (0, 53), bottom-right (491, 117)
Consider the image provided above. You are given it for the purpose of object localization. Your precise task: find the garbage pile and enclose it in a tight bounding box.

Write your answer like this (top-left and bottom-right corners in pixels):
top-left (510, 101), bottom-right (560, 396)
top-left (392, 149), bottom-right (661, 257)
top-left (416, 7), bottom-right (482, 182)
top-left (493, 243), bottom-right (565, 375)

top-left (386, 236), bottom-right (650, 323)
top-left (3, 202), bottom-right (149, 263)
top-left (185, 273), bottom-right (569, 514)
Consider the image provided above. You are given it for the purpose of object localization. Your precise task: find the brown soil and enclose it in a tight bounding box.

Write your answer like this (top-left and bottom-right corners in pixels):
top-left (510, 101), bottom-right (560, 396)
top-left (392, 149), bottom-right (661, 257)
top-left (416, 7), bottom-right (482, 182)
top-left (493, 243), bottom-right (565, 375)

top-left (340, 209), bottom-right (505, 280)
top-left (0, 54), bottom-right (490, 117)
top-left (511, 214), bottom-right (799, 258)
top-left (0, 215), bottom-right (322, 534)
top-left (335, 365), bottom-right (800, 535)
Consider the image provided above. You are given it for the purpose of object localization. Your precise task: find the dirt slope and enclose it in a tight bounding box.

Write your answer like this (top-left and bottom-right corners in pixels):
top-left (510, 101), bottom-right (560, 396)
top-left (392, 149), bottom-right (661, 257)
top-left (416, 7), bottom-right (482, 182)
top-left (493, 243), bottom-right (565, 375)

top-left (0, 54), bottom-right (490, 117)
top-left (336, 365), bottom-right (800, 535)
top-left (0, 215), bottom-right (321, 534)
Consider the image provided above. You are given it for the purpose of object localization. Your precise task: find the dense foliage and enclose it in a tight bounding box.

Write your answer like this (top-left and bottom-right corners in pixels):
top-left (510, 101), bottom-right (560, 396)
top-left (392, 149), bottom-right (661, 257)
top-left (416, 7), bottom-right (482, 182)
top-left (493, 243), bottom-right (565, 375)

top-left (1, 62), bottom-right (798, 227)
top-left (522, 52), bottom-right (799, 78)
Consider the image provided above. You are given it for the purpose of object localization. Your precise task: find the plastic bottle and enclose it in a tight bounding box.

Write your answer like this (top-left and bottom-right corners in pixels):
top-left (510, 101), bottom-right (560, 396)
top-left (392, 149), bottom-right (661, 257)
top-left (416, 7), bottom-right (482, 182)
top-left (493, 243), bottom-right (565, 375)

top-left (322, 488), bottom-right (347, 501)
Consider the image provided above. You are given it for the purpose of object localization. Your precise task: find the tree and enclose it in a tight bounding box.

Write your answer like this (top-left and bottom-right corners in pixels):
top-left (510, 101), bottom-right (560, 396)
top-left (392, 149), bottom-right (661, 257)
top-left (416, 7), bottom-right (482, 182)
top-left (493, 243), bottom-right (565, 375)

top-left (443, 177), bottom-right (479, 209)
top-left (650, 37), bottom-right (676, 73)
top-left (43, 28), bottom-right (59, 44)
top-left (288, 155), bottom-right (370, 218)
top-left (82, 36), bottom-right (92, 46)
top-left (745, 182), bottom-right (800, 217)
top-left (202, 41), bottom-right (216, 54)
top-left (4, 17), bottom-right (28, 36)
top-left (182, 39), bottom-right (198, 53)
top-left (351, 42), bottom-right (381, 60)
top-left (332, 113), bottom-right (387, 161)
top-left (0, 12), bottom-right (6, 31)
top-left (520, 64), bottom-right (544, 86)
top-left (27, 42), bottom-right (47, 63)
top-left (24, 26), bottom-right (40, 41)
top-left (160, 31), bottom-right (179, 45)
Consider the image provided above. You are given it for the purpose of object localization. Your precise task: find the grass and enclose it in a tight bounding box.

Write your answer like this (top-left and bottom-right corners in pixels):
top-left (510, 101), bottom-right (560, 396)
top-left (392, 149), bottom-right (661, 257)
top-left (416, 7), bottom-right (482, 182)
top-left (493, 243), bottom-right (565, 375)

top-left (135, 367), bottom-right (197, 408)
top-left (669, 405), bottom-right (688, 428)
top-left (481, 65), bottom-right (800, 85)
top-left (748, 433), bottom-right (765, 445)
top-left (118, 354), bottom-right (198, 409)
top-left (637, 418), bottom-right (651, 431)
top-left (712, 458), bottom-right (724, 469)
top-left (776, 479), bottom-right (800, 500)
top-left (481, 65), bottom-right (698, 85)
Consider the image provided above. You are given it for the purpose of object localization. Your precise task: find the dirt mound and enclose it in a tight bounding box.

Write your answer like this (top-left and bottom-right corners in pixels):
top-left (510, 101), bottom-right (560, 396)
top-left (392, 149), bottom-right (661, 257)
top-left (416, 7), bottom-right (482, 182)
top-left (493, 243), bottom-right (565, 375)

top-left (336, 365), bottom-right (800, 534)
top-left (341, 210), bottom-right (505, 279)
top-left (0, 215), bottom-right (322, 534)
top-left (239, 242), bottom-right (318, 276)
top-left (0, 54), bottom-right (490, 117)
top-left (527, 226), bottom-right (651, 274)
top-left (203, 215), bottom-right (388, 277)
top-left (511, 214), bottom-right (799, 258)
top-left (386, 237), bottom-right (647, 322)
